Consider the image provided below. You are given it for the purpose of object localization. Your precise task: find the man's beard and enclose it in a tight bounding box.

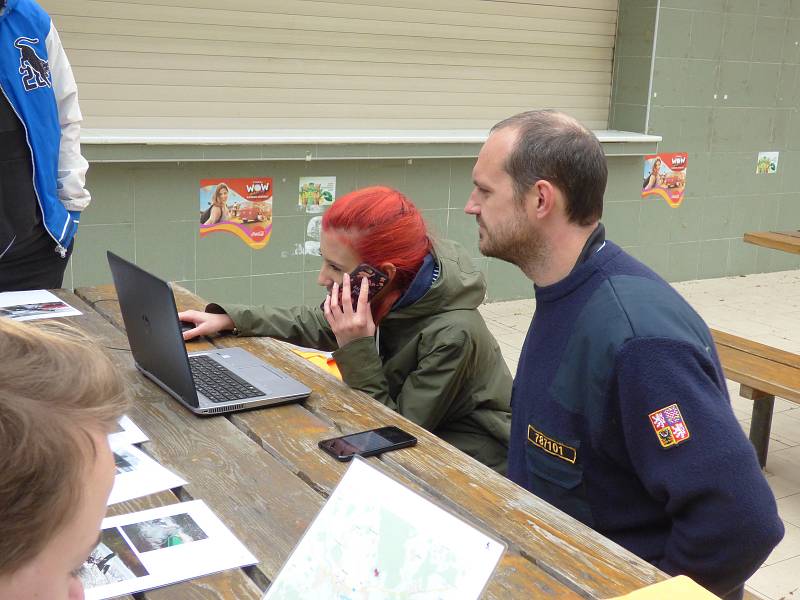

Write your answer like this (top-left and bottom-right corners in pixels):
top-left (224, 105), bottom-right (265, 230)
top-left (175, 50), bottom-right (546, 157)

top-left (478, 211), bottom-right (546, 272)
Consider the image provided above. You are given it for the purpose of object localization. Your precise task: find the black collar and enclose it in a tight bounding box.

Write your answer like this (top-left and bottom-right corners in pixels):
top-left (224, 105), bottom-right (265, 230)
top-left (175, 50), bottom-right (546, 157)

top-left (571, 222), bottom-right (606, 273)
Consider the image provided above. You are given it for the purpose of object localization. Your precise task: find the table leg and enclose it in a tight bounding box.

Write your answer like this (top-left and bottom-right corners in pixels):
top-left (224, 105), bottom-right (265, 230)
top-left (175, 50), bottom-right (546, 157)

top-left (741, 385), bottom-right (775, 469)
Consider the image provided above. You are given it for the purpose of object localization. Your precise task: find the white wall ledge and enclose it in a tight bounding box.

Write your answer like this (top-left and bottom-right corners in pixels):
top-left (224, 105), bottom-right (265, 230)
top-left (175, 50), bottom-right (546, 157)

top-left (80, 128), bottom-right (661, 146)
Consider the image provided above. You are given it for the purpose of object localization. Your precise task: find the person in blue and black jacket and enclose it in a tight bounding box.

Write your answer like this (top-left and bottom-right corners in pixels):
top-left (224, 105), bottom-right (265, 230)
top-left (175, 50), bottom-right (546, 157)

top-left (465, 109), bottom-right (783, 600)
top-left (0, 0), bottom-right (90, 290)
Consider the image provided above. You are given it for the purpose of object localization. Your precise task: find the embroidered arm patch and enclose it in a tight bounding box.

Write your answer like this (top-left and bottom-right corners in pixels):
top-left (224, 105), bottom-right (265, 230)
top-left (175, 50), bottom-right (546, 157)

top-left (649, 403), bottom-right (691, 448)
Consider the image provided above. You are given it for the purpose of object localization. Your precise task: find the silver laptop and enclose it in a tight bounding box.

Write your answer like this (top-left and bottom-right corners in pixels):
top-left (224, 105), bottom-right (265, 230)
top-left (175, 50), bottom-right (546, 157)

top-left (108, 251), bottom-right (311, 415)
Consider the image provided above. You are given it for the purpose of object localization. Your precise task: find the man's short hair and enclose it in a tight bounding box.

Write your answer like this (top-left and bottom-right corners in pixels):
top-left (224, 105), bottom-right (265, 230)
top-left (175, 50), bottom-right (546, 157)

top-left (491, 110), bottom-right (607, 226)
top-left (0, 318), bottom-right (128, 575)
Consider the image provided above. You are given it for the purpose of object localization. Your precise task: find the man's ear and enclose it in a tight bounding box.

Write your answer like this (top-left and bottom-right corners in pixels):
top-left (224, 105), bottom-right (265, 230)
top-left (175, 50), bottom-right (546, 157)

top-left (531, 180), bottom-right (558, 220)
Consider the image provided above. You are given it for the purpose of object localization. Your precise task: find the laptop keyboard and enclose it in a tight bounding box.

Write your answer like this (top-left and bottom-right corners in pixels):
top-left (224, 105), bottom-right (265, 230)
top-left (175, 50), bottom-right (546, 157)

top-left (188, 355), bottom-right (264, 403)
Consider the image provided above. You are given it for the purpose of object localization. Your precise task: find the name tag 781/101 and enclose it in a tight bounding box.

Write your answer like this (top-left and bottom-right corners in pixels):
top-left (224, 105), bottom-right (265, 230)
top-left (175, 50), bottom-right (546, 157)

top-left (528, 425), bottom-right (577, 464)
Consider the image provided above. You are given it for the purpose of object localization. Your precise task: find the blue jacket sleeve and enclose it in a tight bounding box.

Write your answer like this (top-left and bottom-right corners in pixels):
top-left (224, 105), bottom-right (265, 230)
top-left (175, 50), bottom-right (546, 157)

top-left (614, 337), bottom-right (783, 597)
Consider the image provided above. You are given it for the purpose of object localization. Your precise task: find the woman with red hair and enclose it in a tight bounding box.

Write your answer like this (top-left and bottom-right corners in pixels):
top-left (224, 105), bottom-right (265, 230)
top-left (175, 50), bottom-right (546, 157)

top-left (180, 186), bottom-right (512, 473)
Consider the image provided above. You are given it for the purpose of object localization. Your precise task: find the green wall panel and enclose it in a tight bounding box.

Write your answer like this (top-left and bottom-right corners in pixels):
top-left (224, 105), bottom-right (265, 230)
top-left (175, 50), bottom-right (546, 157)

top-left (196, 277), bottom-right (252, 306)
top-left (618, 6), bottom-right (657, 57)
top-left (422, 209), bottom-right (449, 242)
top-left (72, 224), bottom-right (135, 287)
top-left (721, 13), bottom-right (756, 61)
top-left (690, 11), bottom-right (724, 60)
top-left (611, 0), bottom-right (799, 286)
top-left (625, 243), bottom-right (670, 278)
top-left (667, 241), bottom-right (701, 282)
top-left (252, 272), bottom-right (304, 309)
top-left (137, 221), bottom-right (197, 283)
top-left (83, 164), bottom-right (134, 225)
top-left (753, 16), bottom-right (787, 63)
top-left (729, 240), bottom-right (759, 275)
top-left (486, 259), bottom-right (533, 303)
top-left (604, 202), bottom-right (642, 247)
top-left (656, 9), bottom-right (693, 58)
top-left (669, 198), bottom-right (702, 243)
top-left (251, 216), bottom-right (305, 276)
top-left (446, 208), bottom-right (481, 259)
top-left (699, 239), bottom-right (731, 279)
top-left (404, 160), bottom-right (451, 210)
top-left (196, 229), bottom-right (253, 280)
top-left (303, 269), bottom-right (325, 307)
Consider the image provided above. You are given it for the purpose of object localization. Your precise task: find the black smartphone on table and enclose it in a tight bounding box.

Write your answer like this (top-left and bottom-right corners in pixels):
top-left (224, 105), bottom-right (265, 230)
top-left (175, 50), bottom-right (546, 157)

top-left (323, 263), bottom-right (389, 311)
top-left (318, 426), bottom-right (417, 461)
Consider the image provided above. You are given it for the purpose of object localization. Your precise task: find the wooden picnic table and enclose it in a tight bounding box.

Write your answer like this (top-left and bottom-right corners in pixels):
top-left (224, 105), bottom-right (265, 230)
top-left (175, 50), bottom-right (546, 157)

top-left (743, 230), bottom-right (800, 255)
top-left (62, 284), bottom-right (667, 599)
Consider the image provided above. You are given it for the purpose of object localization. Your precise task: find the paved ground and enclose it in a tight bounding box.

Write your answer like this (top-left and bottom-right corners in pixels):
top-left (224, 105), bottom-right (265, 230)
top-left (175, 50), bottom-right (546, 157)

top-left (479, 269), bottom-right (800, 600)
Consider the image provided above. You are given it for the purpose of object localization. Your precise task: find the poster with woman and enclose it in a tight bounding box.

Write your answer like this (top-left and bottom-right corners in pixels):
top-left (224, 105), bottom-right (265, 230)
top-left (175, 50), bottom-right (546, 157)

top-left (641, 153), bottom-right (688, 208)
top-left (199, 178), bottom-right (273, 249)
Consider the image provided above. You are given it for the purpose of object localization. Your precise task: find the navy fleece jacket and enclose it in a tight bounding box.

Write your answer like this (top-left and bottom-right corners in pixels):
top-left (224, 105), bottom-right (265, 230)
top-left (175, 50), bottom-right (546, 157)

top-left (508, 240), bottom-right (783, 598)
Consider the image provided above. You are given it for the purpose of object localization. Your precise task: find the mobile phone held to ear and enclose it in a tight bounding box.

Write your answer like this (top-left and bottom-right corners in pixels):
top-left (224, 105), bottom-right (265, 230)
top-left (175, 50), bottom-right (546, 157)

top-left (348, 263), bottom-right (389, 308)
top-left (324, 263), bottom-right (389, 311)
top-left (318, 426), bottom-right (417, 461)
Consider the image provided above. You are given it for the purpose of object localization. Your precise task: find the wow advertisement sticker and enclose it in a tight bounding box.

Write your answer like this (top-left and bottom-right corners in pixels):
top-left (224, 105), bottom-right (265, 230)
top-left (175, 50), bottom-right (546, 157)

top-left (298, 176), bottom-right (336, 214)
top-left (199, 178), bottom-right (273, 249)
top-left (641, 153), bottom-right (688, 208)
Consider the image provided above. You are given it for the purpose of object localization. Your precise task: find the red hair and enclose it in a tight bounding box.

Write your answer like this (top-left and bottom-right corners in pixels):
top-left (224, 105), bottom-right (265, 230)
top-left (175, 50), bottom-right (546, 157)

top-left (322, 186), bottom-right (432, 323)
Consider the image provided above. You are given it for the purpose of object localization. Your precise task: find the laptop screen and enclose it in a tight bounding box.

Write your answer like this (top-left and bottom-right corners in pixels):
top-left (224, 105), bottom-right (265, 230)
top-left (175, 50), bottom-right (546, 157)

top-left (107, 251), bottom-right (199, 408)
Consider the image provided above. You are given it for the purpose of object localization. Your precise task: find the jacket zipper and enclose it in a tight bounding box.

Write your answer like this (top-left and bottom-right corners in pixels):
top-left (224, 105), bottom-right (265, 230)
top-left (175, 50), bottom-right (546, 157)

top-left (0, 82), bottom-right (69, 258)
top-left (0, 235), bottom-right (16, 260)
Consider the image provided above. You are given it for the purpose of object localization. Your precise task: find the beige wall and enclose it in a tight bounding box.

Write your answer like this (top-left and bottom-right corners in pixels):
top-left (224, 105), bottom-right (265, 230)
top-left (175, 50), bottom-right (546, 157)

top-left (44, 0), bottom-right (618, 130)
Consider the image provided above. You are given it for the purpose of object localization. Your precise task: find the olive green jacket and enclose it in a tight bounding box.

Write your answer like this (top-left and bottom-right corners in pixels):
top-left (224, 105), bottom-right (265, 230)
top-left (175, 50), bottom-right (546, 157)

top-left (220, 240), bottom-right (512, 472)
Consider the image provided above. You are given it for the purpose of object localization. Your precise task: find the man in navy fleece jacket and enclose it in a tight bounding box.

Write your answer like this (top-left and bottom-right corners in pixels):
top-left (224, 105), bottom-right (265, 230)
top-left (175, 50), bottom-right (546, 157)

top-left (465, 110), bottom-right (783, 599)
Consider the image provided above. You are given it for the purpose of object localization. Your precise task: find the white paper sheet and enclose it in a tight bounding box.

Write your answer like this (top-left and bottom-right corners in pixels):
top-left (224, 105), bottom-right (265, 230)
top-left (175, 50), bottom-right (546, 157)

top-left (108, 444), bottom-right (187, 506)
top-left (263, 457), bottom-right (505, 600)
top-left (0, 289), bottom-right (81, 321)
top-left (109, 416), bottom-right (149, 447)
top-left (80, 500), bottom-right (257, 600)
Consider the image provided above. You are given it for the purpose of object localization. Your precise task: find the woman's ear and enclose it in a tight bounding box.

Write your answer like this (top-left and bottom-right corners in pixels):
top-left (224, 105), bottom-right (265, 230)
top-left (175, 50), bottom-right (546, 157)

top-left (380, 263), bottom-right (397, 282)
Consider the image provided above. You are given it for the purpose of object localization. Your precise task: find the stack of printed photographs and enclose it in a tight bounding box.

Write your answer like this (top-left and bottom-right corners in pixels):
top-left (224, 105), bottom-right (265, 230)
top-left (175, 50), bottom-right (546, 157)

top-left (108, 443), bottom-right (187, 506)
top-left (81, 417), bottom-right (257, 599)
top-left (0, 289), bottom-right (81, 321)
top-left (82, 501), bottom-right (256, 600)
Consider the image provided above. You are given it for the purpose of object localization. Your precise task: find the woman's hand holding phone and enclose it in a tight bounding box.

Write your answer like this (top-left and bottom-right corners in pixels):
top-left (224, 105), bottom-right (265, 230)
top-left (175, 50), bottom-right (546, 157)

top-left (323, 273), bottom-right (376, 348)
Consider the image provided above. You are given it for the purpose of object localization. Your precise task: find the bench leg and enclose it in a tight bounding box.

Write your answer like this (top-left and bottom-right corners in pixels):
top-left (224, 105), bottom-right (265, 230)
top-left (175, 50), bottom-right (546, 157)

top-left (741, 385), bottom-right (775, 469)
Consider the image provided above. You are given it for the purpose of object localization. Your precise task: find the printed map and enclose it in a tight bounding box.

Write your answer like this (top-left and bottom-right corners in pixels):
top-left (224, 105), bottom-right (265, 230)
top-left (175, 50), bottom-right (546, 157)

top-left (263, 459), bottom-right (504, 600)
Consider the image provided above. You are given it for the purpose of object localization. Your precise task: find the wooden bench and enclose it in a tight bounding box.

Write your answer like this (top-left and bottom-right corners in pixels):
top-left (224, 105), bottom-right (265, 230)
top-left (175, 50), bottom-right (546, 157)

top-left (711, 329), bottom-right (800, 467)
top-left (743, 230), bottom-right (800, 255)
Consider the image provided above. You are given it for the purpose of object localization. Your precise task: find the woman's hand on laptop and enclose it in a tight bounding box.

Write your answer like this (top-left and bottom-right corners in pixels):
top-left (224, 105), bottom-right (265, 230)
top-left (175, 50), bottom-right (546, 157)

top-left (177, 310), bottom-right (235, 340)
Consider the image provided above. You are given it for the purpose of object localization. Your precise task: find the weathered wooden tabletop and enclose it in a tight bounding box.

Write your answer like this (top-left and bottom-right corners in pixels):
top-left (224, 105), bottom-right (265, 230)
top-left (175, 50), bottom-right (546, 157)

top-left (64, 284), bottom-right (665, 599)
top-left (743, 230), bottom-right (800, 254)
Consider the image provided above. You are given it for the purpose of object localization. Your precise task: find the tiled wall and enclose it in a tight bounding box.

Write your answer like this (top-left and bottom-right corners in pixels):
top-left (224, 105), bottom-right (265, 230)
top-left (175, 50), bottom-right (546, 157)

top-left (613, 0), bottom-right (800, 280)
top-left (65, 154), bottom-right (645, 304)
